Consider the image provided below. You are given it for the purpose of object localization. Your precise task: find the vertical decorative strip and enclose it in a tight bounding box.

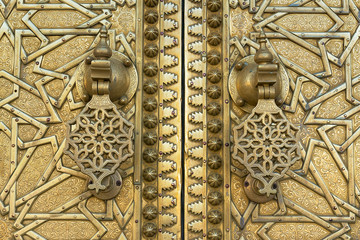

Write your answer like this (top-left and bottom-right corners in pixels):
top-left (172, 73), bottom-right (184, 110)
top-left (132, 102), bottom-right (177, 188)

top-left (185, 0), bottom-right (227, 238)
top-left (185, 0), bottom-right (206, 236)
top-left (158, 0), bottom-right (182, 237)
top-left (206, 0), bottom-right (225, 238)
top-left (159, 0), bottom-right (182, 235)
top-left (142, 0), bottom-right (160, 237)
top-left (202, 0), bottom-right (208, 237)
top-left (134, 0), bottom-right (144, 237)
top-left (222, 0), bottom-right (231, 238)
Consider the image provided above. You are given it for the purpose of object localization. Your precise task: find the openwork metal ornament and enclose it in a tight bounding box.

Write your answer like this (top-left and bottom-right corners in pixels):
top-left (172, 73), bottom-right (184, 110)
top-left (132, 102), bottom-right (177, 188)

top-left (233, 100), bottom-right (300, 196)
top-left (66, 26), bottom-right (134, 194)
top-left (66, 95), bottom-right (134, 192)
top-left (232, 33), bottom-right (301, 198)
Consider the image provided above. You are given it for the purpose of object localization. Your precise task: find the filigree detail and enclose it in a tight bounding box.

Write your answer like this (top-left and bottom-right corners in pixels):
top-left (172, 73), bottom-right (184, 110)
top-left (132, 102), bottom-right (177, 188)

top-left (66, 94), bottom-right (134, 193)
top-left (233, 100), bottom-right (301, 196)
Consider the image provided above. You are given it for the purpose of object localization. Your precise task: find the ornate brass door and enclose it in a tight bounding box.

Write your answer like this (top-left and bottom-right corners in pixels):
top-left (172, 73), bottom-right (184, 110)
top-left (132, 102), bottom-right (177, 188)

top-left (1, 0), bottom-right (360, 238)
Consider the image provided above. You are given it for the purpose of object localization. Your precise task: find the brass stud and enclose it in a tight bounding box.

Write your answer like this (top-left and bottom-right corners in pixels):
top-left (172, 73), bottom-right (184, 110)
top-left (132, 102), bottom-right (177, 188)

top-left (145, 0), bottom-right (158, 7)
top-left (208, 191), bottom-right (223, 205)
top-left (118, 96), bottom-right (128, 105)
top-left (144, 79), bottom-right (158, 94)
top-left (143, 98), bottom-right (157, 111)
top-left (236, 97), bottom-right (245, 107)
top-left (235, 62), bottom-right (245, 71)
top-left (144, 26), bottom-right (159, 41)
top-left (143, 185), bottom-right (158, 200)
top-left (143, 148), bottom-right (158, 163)
top-left (207, 210), bottom-right (222, 224)
top-left (207, 0), bottom-right (221, 12)
top-left (207, 70), bottom-right (222, 83)
top-left (207, 50), bottom-right (221, 65)
top-left (208, 15), bottom-right (222, 28)
top-left (208, 155), bottom-right (222, 169)
top-left (143, 205), bottom-right (158, 220)
top-left (143, 167), bottom-right (157, 182)
top-left (207, 32), bottom-right (222, 46)
top-left (207, 102), bottom-right (221, 115)
top-left (207, 85), bottom-right (221, 99)
top-left (142, 222), bottom-right (157, 237)
top-left (208, 119), bottom-right (222, 133)
top-left (144, 43), bottom-right (159, 58)
top-left (123, 59), bottom-right (132, 67)
top-left (208, 173), bottom-right (223, 188)
top-left (144, 62), bottom-right (158, 77)
top-left (144, 114), bottom-right (158, 128)
top-left (208, 229), bottom-right (222, 240)
top-left (144, 10), bottom-right (158, 24)
top-left (144, 132), bottom-right (157, 145)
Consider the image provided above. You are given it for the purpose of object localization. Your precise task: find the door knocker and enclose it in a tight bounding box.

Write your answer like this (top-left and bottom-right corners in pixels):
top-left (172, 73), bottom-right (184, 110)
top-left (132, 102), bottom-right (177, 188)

top-left (231, 32), bottom-right (301, 202)
top-left (65, 26), bottom-right (137, 200)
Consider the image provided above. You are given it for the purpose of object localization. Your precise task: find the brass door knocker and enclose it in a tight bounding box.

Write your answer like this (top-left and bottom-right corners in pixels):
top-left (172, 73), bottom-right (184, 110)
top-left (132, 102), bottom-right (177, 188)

top-left (231, 32), bottom-right (301, 202)
top-left (65, 27), bottom-right (137, 200)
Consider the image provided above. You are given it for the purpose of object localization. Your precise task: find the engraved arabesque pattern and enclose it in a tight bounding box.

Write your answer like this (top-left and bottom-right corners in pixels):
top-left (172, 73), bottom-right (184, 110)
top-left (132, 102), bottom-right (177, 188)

top-left (0, 0), bottom-right (142, 238)
top-left (229, 0), bottom-right (360, 238)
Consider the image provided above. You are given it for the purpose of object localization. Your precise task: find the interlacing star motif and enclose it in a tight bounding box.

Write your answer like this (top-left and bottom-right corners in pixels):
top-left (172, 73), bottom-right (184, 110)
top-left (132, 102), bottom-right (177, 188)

top-left (66, 95), bottom-right (134, 193)
top-left (233, 109), bottom-right (301, 196)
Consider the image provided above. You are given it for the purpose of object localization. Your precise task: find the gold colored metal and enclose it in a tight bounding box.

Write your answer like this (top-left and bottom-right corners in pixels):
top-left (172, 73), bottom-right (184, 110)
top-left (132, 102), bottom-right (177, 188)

top-left (243, 175), bottom-right (275, 203)
top-left (66, 94), bottom-right (134, 193)
top-left (89, 170), bottom-right (124, 200)
top-left (232, 34), bottom-right (301, 198)
top-left (66, 27), bottom-right (135, 196)
top-left (227, 0), bottom-right (360, 237)
top-left (2, 0), bottom-right (360, 237)
top-left (228, 54), bottom-right (289, 112)
top-left (76, 32), bottom-right (138, 104)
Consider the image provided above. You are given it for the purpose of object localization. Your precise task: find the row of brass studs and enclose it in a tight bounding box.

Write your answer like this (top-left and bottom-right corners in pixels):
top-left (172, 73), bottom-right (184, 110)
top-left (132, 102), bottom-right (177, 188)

top-left (205, 0), bottom-right (223, 239)
top-left (142, 0), bottom-right (160, 237)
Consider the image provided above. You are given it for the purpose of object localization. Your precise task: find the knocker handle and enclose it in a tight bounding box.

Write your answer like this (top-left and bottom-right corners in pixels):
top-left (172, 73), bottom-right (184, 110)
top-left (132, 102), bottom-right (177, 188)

top-left (232, 32), bottom-right (301, 201)
top-left (65, 26), bottom-right (135, 199)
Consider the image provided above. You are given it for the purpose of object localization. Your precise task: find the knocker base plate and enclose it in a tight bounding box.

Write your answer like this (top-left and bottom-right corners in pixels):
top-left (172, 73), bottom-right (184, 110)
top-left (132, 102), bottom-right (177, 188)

top-left (75, 50), bottom-right (138, 104)
top-left (244, 175), bottom-right (275, 203)
top-left (89, 170), bottom-right (123, 200)
top-left (228, 55), bottom-right (290, 112)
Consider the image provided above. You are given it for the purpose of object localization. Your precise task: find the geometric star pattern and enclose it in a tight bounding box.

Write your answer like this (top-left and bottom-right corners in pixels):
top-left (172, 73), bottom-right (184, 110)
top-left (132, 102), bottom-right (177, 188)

top-left (0, 0), bottom-right (138, 239)
top-left (66, 94), bottom-right (134, 193)
top-left (233, 103), bottom-right (301, 197)
top-left (229, 0), bottom-right (360, 238)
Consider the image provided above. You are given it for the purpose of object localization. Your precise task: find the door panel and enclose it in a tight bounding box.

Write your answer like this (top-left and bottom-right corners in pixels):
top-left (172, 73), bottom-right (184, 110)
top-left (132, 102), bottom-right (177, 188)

top-left (0, 0), bottom-right (182, 239)
top-left (1, 0), bottom-right (360, 239)
top-left (184, 0), bottom-right (360, 239)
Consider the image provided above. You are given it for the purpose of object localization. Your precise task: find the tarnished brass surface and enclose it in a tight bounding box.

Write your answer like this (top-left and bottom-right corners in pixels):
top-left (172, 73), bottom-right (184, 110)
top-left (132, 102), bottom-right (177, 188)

top-left (228, 54), bottom-right (290, 112)
top-left (243, 175), bottom-right (275, 204)
top-left (226, 0), bottom-right (360, 238)
top-left (66, 27), bottom-right (135, 197)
